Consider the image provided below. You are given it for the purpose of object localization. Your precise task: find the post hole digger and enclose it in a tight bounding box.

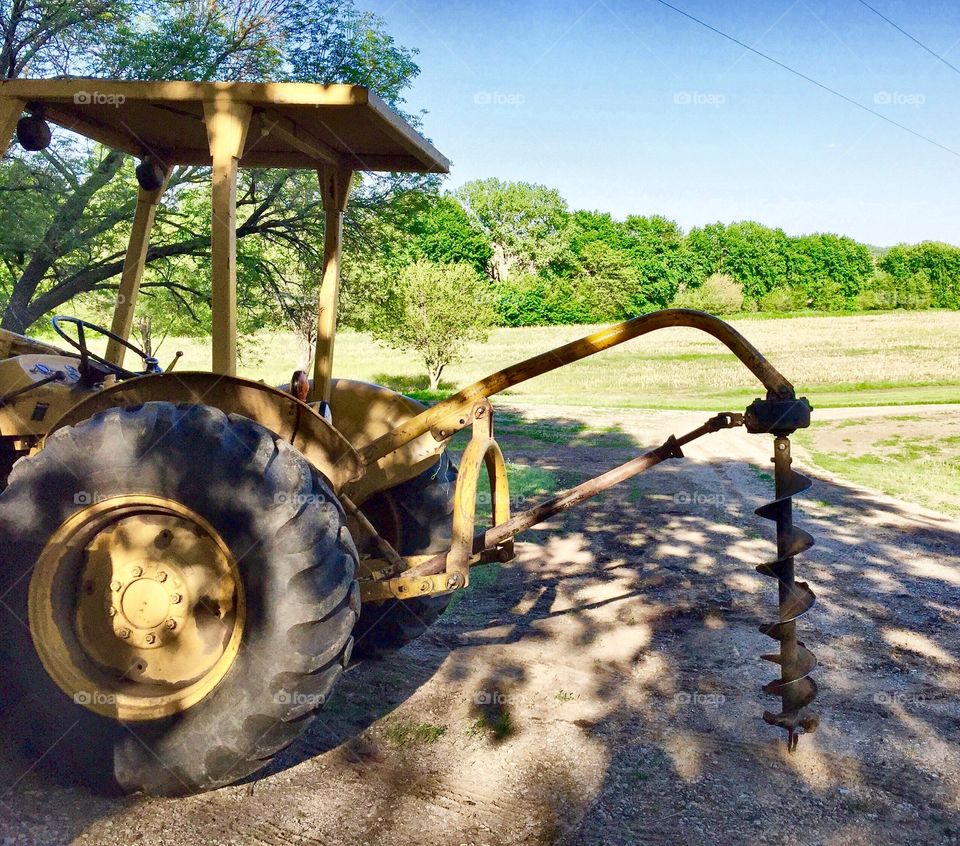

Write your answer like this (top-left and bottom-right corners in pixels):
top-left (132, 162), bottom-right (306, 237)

top-left (0, 78), bottom-right (816, 796)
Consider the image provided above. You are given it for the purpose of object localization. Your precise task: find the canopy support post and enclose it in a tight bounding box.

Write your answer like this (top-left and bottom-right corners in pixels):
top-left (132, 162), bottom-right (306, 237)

top-left (203, 99), bottom-right (251, 376)
top-left (105, 169), bottom-right (171, 366)
top-left (310, 165), bottom-right (353, 404)
top-left (0, 98), bottom-right (26, 153)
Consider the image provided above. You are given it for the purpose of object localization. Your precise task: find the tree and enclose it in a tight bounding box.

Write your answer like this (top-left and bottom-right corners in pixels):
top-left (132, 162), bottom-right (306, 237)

top-left (370, 259), bottom-right (495, 389)
top-left (0, 0), bottom-right (428, 333)
top-left (786, 233), bottom-right (873, 309)
top-left (0, 0), bottom-right (116, 79)
top-left (686, 221), bottom-right (788, 300)
top-left (879, 242), bottom-right (960, 309)
top-left (454, 178), bottom-right (571, 281)
top-left (395, 193), bottom-right (492, 274)
top-left (622, 214), bottom-right (690, 309)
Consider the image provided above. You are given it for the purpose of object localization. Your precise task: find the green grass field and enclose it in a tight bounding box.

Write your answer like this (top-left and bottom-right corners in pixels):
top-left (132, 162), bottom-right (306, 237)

top-left (142, 310), bottom-right (960, 410)
top-left (77, 310), bottom-right (960, 515)
top-left (794, 412), bottom-right (960, 516)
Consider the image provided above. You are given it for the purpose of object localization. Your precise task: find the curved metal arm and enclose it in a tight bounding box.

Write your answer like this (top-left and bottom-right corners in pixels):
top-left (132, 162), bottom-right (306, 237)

top-left (360, 309), bottom-right (795, 466)
top-left (448, 431), bottom-right (512, 585)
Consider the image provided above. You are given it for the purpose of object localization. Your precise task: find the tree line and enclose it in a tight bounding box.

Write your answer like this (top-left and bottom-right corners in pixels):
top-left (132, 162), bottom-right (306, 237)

top-left (347, 179), bottom-right (960, 331)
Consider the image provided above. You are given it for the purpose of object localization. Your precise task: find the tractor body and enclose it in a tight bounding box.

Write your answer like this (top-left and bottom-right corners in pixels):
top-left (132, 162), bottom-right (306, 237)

top-left (0, 79), bottom-right (815, 797)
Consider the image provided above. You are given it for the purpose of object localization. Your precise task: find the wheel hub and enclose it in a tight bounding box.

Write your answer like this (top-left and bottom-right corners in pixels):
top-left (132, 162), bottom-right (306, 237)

top-left (29, 498), bottom-right (245, 720)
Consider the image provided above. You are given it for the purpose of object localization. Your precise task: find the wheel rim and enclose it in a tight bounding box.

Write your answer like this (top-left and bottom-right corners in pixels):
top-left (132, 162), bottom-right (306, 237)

top-left (28, 496), bottom-right (245, 721)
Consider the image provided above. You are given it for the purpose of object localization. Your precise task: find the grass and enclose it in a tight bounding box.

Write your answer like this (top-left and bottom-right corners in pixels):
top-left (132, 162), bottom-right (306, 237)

top-left (442, 562), bottom-right (502, 617)
top-left (104, 310), bottom-right (960, 411)
top-left (67, 311), bottom-right (960, 514)
top-left (794, 413), bottom-right (960, 516)
top-left (382, 720), bottom-right (448, 747)
top-left (467, 710), bottom-right (514, 740)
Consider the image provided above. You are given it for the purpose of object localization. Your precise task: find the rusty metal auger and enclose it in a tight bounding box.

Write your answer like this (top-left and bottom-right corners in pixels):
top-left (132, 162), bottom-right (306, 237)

top-left (745, 396), bottom-right (818, 751)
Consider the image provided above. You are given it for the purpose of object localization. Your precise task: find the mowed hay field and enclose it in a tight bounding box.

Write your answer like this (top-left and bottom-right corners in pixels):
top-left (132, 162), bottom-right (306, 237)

top-left (135, 309), bottom-right (957, 515)
top-left (157, 310), bottom-right (960, 410)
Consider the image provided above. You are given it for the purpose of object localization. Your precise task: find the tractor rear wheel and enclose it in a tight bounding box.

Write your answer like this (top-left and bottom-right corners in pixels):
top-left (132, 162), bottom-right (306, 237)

top-left (0, 401), bottom-right (358, 796)
top-left (351, 451), bottom-right (457, 658)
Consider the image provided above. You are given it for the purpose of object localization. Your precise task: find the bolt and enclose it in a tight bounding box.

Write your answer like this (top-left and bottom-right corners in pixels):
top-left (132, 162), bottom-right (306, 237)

top-left (165, 619), bottom-right (176, 630)
top-left (156, 571), bottom-right (168, 583)
top-left (171, 593), bottom-right (182, 604)
top-left (110, 580), bottom-right (121, 591)
top-left (446, 573), bottom-right (463, 590)
top-left (107, 607), bottom-right (116, 618)
top-left (131, 566), bottom-right (142, 577)
top-left (118, 627), bottom-right (130, 639)
top-left (145, 633), bottom-right (156, 645)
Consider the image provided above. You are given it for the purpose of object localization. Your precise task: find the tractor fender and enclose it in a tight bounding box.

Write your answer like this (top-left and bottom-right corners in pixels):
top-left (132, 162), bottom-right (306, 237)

top-left (327, 378), bottom-right (449, 504)
top-left (46, 372), bottom-right (362, 492)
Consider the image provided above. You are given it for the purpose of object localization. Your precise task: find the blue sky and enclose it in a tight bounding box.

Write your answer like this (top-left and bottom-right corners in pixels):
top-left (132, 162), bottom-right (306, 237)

top-left (366, 0), bottom-right (959, 245)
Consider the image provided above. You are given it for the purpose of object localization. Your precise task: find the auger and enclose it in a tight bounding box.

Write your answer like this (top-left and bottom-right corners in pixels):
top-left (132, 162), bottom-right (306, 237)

top-left (746, 397), bottom-right (819, 751)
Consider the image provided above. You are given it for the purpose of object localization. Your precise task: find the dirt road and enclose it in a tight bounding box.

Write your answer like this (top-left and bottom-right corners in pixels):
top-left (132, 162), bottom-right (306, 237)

top-left (1, 404), bottom-right (958, 845)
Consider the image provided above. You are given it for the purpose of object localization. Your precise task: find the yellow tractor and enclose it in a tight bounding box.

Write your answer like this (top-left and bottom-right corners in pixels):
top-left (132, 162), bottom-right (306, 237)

top-left (0, 79), bottom-right (817, 796)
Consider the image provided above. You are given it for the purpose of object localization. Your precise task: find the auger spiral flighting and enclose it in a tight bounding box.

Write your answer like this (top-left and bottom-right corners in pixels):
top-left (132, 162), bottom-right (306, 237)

top-left (745, 397), bottom-right (818, 751)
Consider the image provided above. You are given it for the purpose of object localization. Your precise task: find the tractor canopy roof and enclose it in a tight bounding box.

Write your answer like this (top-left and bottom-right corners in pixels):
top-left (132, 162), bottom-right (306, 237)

top-left (0, 78), bottom-right (449, 173)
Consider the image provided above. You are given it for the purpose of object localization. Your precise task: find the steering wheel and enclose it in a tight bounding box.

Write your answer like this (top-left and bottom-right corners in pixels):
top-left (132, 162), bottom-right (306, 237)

top-left (51, 316), bottom-right (162, 381)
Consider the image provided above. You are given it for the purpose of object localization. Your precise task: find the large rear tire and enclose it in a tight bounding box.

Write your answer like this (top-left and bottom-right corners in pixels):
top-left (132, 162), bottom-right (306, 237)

top-left (0, 401), bottom-right (359, 796)
top-left (351, 452), bottom-right (457, 658)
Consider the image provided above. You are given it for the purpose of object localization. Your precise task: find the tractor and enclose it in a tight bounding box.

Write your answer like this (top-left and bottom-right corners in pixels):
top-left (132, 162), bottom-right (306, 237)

top-left (0, 79), bottom-right (817, 796)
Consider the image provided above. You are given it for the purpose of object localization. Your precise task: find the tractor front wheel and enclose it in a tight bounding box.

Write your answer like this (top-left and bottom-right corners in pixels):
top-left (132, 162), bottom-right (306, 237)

top-left (0, 402), bottom-right (358, 796)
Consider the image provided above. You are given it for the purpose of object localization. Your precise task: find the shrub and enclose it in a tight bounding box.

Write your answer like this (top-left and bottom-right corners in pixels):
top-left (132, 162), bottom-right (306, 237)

top-left (807, 277), bottom-right (852, 311)
top-left (759, 286), bottom-right (804, 313)
top-left (496, 273), bottom-right (603, 325)
top-left (879, 241), bottom-right (960, 309)
top-left (897, 270), bottom-right (935, 310)
top-left (855, 271), bottom-right (933, 311)
top-left (671, 273), bottom-right (743, 315)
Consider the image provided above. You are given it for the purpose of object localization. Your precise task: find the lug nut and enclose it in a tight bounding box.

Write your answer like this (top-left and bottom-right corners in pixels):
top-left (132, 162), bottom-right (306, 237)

top-left (165, 619), bottom-right (176, 630)
top-left (131, 566), bottom-right (143, 577)
top-left (110, 581), bottom-right (121, 591)
top-left (118, 628), bottom-right (130, 639)
top-left (171, 593), bottom-right (182, 604)
top-left (145, 633), bottom-right (156, 645)
top-left (156, 571), bottom-right (168, 583)
top-left (107, 607), bottom-right (116, 617)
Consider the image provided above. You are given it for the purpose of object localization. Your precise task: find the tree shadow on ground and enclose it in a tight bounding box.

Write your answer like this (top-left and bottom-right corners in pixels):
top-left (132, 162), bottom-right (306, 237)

top-left (1, 403), bottom-right (959, 844)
